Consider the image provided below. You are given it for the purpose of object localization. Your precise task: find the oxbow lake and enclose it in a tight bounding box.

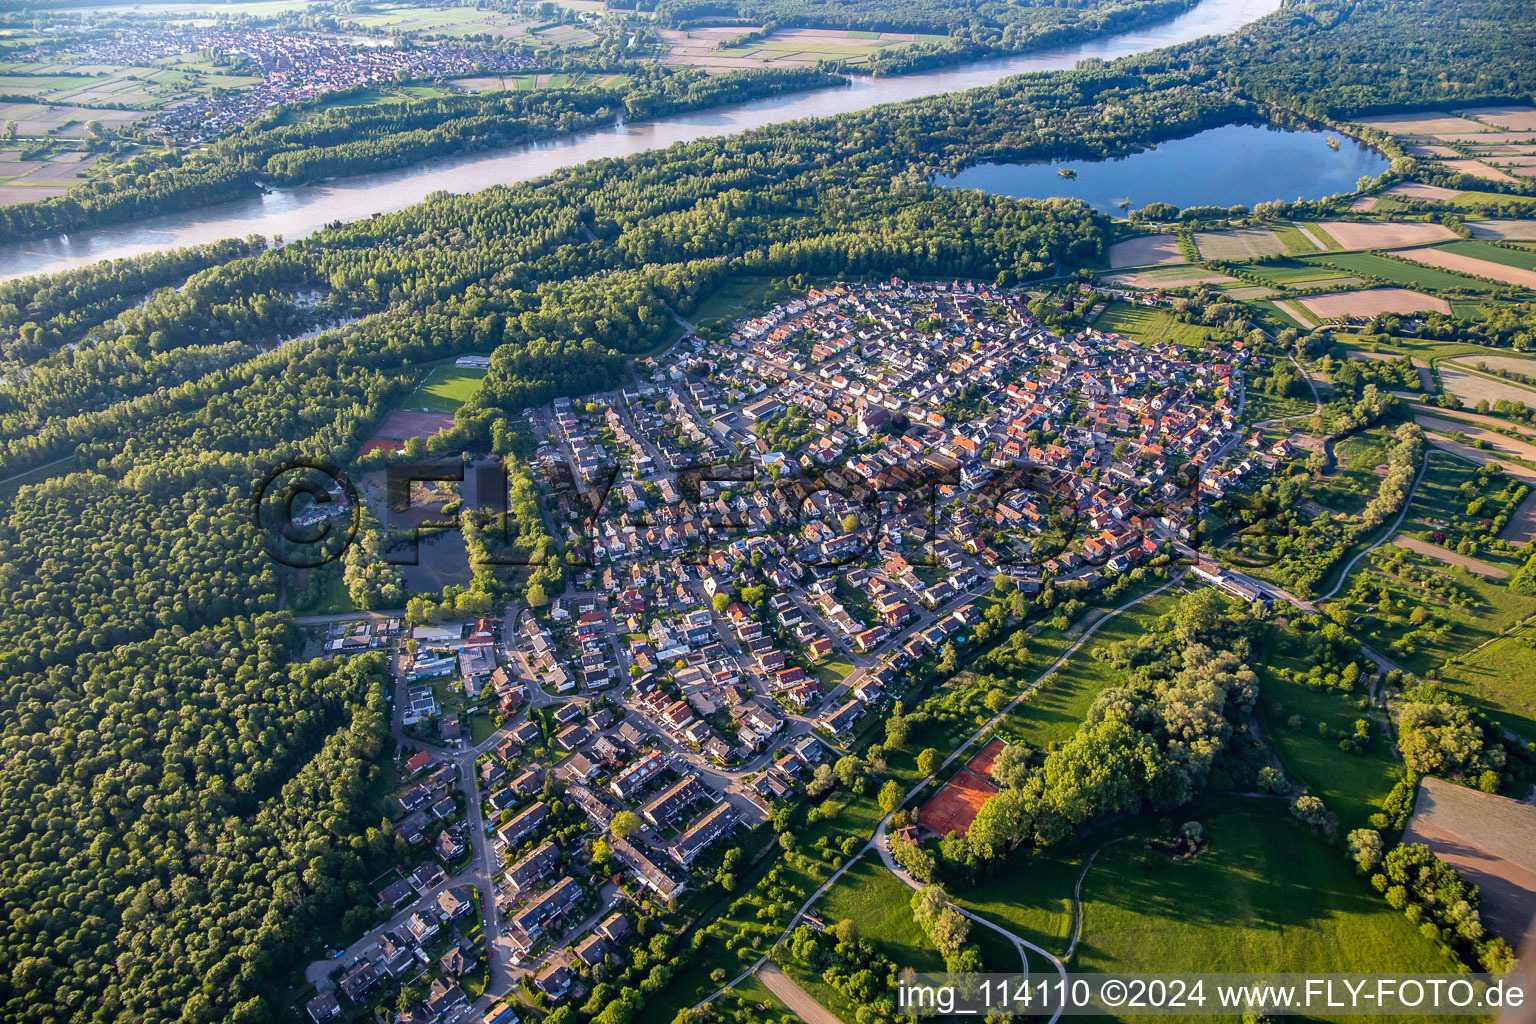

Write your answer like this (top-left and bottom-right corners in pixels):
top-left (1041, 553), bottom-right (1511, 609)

top-left (934, 123), bottom-right (1391, 214)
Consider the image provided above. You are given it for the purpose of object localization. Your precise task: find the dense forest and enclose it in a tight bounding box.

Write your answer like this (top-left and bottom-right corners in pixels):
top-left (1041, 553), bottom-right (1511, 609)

top-left (0, 0), bottom-right (1532, 1020)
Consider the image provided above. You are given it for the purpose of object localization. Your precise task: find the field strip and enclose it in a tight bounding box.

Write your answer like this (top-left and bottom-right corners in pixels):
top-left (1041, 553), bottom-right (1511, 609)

top-left (1391, 535), bottom-right (1508, 577)
top-left (1296, 222), bottom-right (1331, 250)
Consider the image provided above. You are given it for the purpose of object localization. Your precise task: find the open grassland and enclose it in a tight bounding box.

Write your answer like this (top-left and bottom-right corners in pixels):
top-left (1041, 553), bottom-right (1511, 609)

top-left (1437, 625), bottom-right (1536, 743)
top-left (1091, 302), bottom-right (1209, 347)
top-left (1070, 803), bottom-right (1457, 982)
top-left (1271, 222), bottom-right (1322, 255)
top-left (1238, 259), bottom-right (1356, 286)
top-left (1255, 649), bottom-right (1402, 831)
top-left (994, 594), bottom-right (1178, 750)
top-left (814, 857), bottom-right (947, 973)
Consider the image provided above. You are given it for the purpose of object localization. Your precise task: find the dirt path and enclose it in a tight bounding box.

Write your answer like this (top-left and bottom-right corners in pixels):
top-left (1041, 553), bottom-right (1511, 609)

top-left (758, 964), bottom-right (843, 1024)
top-left (1392, 535), bottom-right (1509, 578)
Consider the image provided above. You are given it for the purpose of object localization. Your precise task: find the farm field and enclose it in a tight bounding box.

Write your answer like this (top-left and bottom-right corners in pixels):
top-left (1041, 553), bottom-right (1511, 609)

top-left (1391, 535), bottom-right (1507, 577)
top-left (1441, 159), bottom-right (1519, 182)
top-left (658, 26), bottom-right (948, 71)
top-left (1191, 227), bottom-right (1283, 260)
top-left (1312, 220), bottom-right (1459, 249)
top-left (1236, 258), bottom-right (1356, 286)
top-left (1394, 246), bottom-right (1536, 288)
top-left (1300, 251), bottom-right (1496, 292)
top-left (1437, 239), bottom-right (1536, 271)
top-left (1358, 111), bottom-right (1491, 135)
top-left (1464, 105), bottom-right (1536, 131)
top-left (1467, 219), bottom-right (1536, 239)
top-left (340, 3), bottom-right (545, 38)
top-left (1453, 353), bottom-right (1536, 374)
top-left (1071, 802), bottom-right (1456, 977)
top-left (1436, 365), bottom-right (1536, 409)
top-left (1091, 301), bottom-right (1209, 347)
top-left (1106, 234), bottom-right (1183, 268)
top-left (1103, 267), bottom-right (1234, 289)
top-left (1271, 222), bottom-right (1322, 254)
top-left (1383, 182), bottom-right (1464, 202)
top-left (1298, 287), bottom-right (1449, 320)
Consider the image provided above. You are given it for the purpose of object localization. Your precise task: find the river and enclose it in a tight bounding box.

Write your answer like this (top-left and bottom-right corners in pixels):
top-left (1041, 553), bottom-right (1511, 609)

top-left (0, 0), bottom-right (1281, 282)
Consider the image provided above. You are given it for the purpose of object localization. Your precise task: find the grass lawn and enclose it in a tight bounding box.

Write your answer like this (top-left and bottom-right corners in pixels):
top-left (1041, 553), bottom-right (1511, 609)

top-left (1070, 801), bottom-right (1457, 978)
top-left (1092, 301), bottom-right (1208, 348)
top-left (413, 363), bottom-right (487, 413)
top-left (1300, 252), bottom-right (1499, 293)
top-left (994, 595), bottom-right (1177, 750)
top-left (814, 856), bottom-right (947, 973)
top-left (470, 711), bottom-right (497, 745)
top-left (811, 656), bottom-right (854, 688)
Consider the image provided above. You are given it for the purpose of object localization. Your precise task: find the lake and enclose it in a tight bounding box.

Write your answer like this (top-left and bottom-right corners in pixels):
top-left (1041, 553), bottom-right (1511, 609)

top-left (0, 0), bottom-right (1284, 282)
top-left (935, 123), bottom-right (1390, 214)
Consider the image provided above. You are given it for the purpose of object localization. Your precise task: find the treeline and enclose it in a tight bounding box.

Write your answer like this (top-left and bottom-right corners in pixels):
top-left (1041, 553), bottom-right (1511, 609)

top-left (622, 65), bottom-right (844, 119)
top-left (654, 0), bottom-right (1196, 45)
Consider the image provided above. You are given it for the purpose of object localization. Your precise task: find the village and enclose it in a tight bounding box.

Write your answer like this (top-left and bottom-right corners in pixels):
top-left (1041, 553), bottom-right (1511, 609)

top-left (301, 279), bottom-right (1288, 1024)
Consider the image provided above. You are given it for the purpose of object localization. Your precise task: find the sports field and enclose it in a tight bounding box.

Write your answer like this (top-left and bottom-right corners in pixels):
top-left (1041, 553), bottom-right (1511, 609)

top-left (413, 364), bottom-right (487, 413)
